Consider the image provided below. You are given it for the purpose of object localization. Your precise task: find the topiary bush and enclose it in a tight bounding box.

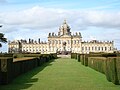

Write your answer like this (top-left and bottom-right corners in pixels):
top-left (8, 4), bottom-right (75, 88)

top-left (102, 53), bottom-right (117, 57)
top-left (77, 54), bottom-right (80, 62)
top-left (71, 53), bottom-right (77, 59)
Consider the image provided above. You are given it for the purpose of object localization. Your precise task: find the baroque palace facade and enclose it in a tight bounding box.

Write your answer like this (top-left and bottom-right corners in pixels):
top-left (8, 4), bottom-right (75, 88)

top-left (8, 20), bottom-right (114, 54)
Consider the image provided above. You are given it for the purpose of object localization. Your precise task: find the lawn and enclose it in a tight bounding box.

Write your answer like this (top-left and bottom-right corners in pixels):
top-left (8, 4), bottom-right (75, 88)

top-left (0, 58), bottom-right (120, 90)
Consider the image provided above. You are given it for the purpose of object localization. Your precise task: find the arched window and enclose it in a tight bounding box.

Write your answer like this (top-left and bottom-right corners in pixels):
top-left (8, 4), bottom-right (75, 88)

top-left (74, 40), bottom-right (76, 44)
top-left (89, 47), bottom-right (90, 50)
top-left (105, 47), bottom-right (107, 51)
top-left (98, 47), bottom-right (100, 50)
top-left (82, 47), bottom-right (84, 50)
top-left (56, 40), bottom-right (58, 44)
top-left (92, 47), bottom-right (94, 50)
top-left (110, 47), bottom-right (112, 50)
top-left (101, 47), bottom-right (103, 51)
top-left (95, 47), bottom-right (97, 51)
top-left (59, 40), bottom-right (61, 44)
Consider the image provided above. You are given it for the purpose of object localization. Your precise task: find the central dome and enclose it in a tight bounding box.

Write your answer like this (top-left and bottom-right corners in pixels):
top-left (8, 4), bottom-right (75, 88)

top-left (58, 20), bottom-right (71, 36)
top-left (62, 20), bottom-right (70, 29)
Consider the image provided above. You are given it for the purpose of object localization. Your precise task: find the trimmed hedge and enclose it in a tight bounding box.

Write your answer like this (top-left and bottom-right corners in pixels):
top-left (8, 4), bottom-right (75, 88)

top-left (88, 57), bottom-right (120, 85)
top-left (71, 53), bottom-right (77, 59)
top-left (0, 54), bottom-right (13, 57)
top-left (79, 54), bottom-right (88, 66)
top-left (105, 57), bottom-right (119, 85)
top-left (89, 53), bottom-right (102, 57)
top-left (80, 54), bottom-right (84, 65)
top-left (23, 53), bottom-right (41, 57)
top-left (0, 57), bottom-right (13, 84)
top-left (0, 53), bottom-right (57, 85)
top-left (50, 53), bottom-right (57, 59)
top-left (13, 53), bottom-right (24, 58)
top-left (116, 58), bottom-right (120, 84)
top-left (78, 52), bottom-right (120, 85)
top-left (13, 58), bottom-right (38, 78)
top-left (77, 54), bottom-right (80, 62)
top-left (117, 53), bottom-right (120, 57)
top-left (88, 57), bottom-right (106, 74)
top-left (102, 53), bottom-right (117, 57)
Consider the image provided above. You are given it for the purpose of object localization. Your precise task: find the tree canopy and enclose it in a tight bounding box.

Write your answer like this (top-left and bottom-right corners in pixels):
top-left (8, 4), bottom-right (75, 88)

top-left (0, 33), bottom-right (7, 47)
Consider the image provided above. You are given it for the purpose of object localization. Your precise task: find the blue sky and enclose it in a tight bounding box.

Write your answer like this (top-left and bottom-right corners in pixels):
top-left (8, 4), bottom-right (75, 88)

top-left (0, 0), bottom-right (120, 52)
top-left (1, 0), bottom-right (120, 10)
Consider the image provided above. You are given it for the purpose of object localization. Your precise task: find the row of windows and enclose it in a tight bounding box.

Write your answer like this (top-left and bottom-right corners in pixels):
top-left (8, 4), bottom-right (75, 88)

top-left (49, 40), bottom-right (81, 44)
top-left (23, 46), bottom-right (47, 49)
top-left (49, 46), bottom-right (71, 48)
top-left (9, 45), bottom-right (19, 48)
top-left (23, 49), bottom-right (47, 52)
top-left (82, 46), bottom-right (112, 51)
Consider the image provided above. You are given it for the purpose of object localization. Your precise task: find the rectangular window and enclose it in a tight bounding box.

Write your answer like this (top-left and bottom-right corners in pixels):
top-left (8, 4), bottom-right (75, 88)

top-left (82, 47), bottom-right (84, 50)
top-left (95, 47), bottom-right (97, 51)
top-left (101, 47), bottom-right (103, 51)
top-left (98, 47), bottom-right (100, 50)
top-left (74, 40), bottom-right (76, 44)
top-left (105, 47), bottom-right (107, 51)
top-left (89, 47), bottom-right (90, 50)
top-left (92, 47), bottom-right (94, 51)
top-left (59, 40), bottom-right (61, 44)
top-left (110, 47), bottom-right (112, 50)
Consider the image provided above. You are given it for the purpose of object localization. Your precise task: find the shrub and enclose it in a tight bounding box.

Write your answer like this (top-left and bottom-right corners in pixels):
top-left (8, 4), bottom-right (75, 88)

top-left (77, 54), bottom-right (80, 62)
top-left (0, 53), bottom-right (13, 57)
top-left (105, 57), bottom-right (119, 85)
top-left (71, 53), bottom-right (77, 59)
top-left (88, 57), bottom-right (106, 74)
top-left (102, 53), bottom-right (117, 57)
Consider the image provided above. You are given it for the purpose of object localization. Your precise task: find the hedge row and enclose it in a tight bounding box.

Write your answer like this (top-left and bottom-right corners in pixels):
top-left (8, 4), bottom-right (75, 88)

top-left (0, 53), bottom-right (57, 85)
top-left (105, 57), bottom-right (120, 84)
top-left (116, 58), bottom-right (120, 84)
top-left (76, 53), bottom-right (120, 66)
top-left (0, 57), bottom-right (13, 84)
top-left (88, 57), bottom-right (106, 74)
top-left (80, 54), bottom-right (89, 66)
top-left (0, 53), bottom-right (57, 59)
top-left (88, 57), bottom-right (120, 85)
top-left (71, 53), bottom-right (77, 59)
top-left (72, 53), bottom-right (120, 85)
top-left (0, 54), bottom-right (13, 57)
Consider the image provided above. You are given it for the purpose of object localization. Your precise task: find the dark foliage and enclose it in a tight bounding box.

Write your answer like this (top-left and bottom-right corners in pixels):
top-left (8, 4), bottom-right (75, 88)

top-left (0, 33), bottom-right (7, 47)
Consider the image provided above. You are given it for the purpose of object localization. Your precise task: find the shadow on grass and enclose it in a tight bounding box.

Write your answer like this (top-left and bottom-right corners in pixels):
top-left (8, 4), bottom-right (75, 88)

top-left (0, 59), bottom-right (55, 90)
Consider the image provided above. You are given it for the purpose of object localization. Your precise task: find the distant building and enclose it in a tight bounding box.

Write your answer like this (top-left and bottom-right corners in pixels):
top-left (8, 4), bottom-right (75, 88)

top-left (8, 20), bottom-right (114, 54)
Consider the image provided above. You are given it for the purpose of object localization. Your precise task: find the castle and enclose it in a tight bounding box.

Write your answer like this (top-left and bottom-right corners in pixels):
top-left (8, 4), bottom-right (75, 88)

top-left (8, 20), bottom-right (114, 54)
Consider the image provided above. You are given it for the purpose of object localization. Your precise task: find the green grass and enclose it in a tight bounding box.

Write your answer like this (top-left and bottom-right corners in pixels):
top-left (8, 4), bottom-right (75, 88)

top-left (0, 58), bottom-right (120, 90)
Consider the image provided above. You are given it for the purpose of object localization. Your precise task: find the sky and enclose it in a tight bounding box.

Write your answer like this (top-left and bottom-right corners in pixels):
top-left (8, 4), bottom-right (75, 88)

top-left (0, 0), bottom-right (120, 52)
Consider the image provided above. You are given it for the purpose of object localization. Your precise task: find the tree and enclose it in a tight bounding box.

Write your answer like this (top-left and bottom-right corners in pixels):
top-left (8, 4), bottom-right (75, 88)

top-left (0, 26), bottom-right (7, 47)
top-left (0, 33), bottom-right (7, 47)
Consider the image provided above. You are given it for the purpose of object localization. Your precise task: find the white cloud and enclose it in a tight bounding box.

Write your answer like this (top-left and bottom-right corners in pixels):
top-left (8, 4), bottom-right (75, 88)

top-left (81, 11), bottom-right (120, 28)
top-left (1, 6), bottom-right (120, 32)
top-left (0, 6), bottom-right (120, 51)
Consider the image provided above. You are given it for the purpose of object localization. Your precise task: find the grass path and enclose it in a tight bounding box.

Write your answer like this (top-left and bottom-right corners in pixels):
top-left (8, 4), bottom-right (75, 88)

top-left (0, 58), bottom-right (120, 90)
